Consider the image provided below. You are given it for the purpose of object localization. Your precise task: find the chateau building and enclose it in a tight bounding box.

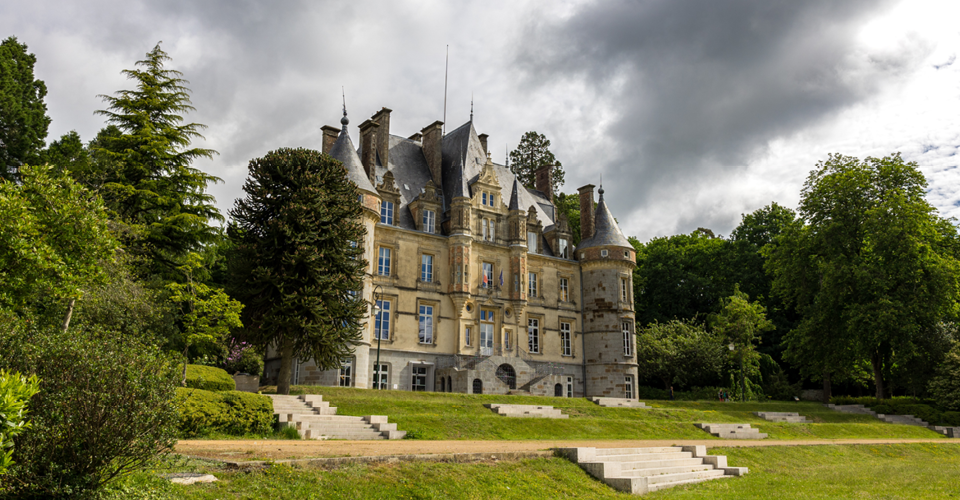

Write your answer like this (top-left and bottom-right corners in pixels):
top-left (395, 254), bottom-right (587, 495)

top-left (264, 106), bottom-right (638, 398)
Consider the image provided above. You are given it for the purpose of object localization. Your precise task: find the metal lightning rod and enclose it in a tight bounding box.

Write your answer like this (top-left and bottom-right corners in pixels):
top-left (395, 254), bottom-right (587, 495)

top-left (443, 45), bottom-right (449, 136)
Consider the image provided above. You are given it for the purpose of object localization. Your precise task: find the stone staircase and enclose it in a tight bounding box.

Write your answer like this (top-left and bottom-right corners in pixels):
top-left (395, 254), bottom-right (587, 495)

top-left (754, 411), bottom-right (809, 423)
top-left (268, 394), bottom-right (406, 440)
top-left (695, 423), bottom-right (767, 439)
top-left (591, 397), bottom-right (650, 409)
top-left (557, 446), bottom-right (747, 494)
top-left (826, 403), bottom-right (960, 438)
top-left (484, 403), bottom-right (568, 419)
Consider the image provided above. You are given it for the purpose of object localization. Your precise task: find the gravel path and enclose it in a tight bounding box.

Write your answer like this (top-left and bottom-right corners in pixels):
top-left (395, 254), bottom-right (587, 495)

top-left (176, 438), bottom-right (954, 462)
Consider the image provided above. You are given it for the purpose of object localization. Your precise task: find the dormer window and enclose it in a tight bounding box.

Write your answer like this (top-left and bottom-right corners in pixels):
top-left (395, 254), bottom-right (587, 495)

top-left (380, 201), bottom-right (395, 225)
top-left (482, 192), bottom-right (488, 206)
top-left (527, 231), bottom-right (538, 253)
top-left (481, 191), bottom-right (495, 207)
top-left (558, 239), bottom-right (569, 259)
top-left (422, 209), bottom-right (436, 234)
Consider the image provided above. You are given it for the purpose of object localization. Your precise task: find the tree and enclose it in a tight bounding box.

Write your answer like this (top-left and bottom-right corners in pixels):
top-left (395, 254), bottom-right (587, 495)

top-left (635, 319), bottom-right (725, 390)
top-left (0, 164), bottom-right (118, 328)
top-left (0, 36), bottom-right (50, 181)
top-left (0, 369), bottom-right (40, 475)
top-left (228, 148), bottom-right (368, 395)
top-left (710, 286), bottom-right (774, 401)
top-left (509, 131), bottom-right (565, 195)
top-left (766, 153), bottom-right (960, 399)
top-left (555, 193), bottom-right (582, 245)
top-left (929, 342), bottom-right (960, 411)
top-left (42, 130), bottom-right (91, 180)
top-left (94, 43), bottom-right (222, 279)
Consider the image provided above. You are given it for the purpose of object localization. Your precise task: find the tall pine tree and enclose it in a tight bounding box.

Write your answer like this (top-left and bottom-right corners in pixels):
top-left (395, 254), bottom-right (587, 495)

top-left (509, 131), bottom-right (565, 194)
top-left (94, 43), bottom-right (222, 279)
top-left (227, 148), bottom-right (367, 395)
top-left (0, 36), bottom-right (50, 180)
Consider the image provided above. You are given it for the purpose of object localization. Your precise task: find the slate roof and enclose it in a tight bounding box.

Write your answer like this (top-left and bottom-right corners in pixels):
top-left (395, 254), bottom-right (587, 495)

top-left (576, 188), bottom-right (633, 250)
top-left (329, 126), bottom-right (377, 195)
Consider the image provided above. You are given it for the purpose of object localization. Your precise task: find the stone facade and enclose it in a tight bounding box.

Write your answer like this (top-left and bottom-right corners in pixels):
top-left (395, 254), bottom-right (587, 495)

top-left (264, 106), bottom-right (636, 399)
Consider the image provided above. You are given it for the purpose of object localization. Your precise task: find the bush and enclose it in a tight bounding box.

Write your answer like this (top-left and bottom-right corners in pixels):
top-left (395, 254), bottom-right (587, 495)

top-left (185, 364), bottom-right (236, 391)
top-left (0, 319), bottom-right (179, 498)
top-left (0, 370), bottom-right (41, 475)
top-left (223, 339), bottom-right (264, 376)
top-left (176, 387), bottom-right (273, 437)
top-left (929, 345), bottom-right (960, 410)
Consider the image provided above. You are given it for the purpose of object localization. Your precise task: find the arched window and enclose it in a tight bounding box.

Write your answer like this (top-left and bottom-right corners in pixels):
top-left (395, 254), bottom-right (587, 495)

top-left (554, 383), bottom-right (563, 397)
top-left (473, 378), bottom-right (483, 394)
top-left (440, 377), bottom-right (445, 392)
top-left (496, 364), bottom-right (517, 390)
top-left (448, 376), bottom-right (453, 393)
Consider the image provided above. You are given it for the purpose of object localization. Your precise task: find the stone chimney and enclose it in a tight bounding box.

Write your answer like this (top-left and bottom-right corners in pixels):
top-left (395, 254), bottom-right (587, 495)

top-left (321, 125), bottom-right (340, 154)
top-left (478, 133), bottom-right (488, 156)
top-left (359, 119), bottom-right (379, 183)
top-left (578, 184), bottom-right (596, 242)
top-left (535, 164), bottom-right (554, 203)
top-left (408, 132), bottom-right (422, 143)
top-left (421, 120), bottom-right (444, 189)
top-left (372, 107), bottom-right (392, 168)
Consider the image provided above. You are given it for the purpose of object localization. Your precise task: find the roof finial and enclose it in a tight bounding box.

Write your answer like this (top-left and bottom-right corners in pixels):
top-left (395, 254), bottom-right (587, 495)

top-left (598, 174), bottom-right (604, 198)
top-left (470, 93), bottom-right (474, 122)
top-left (341, 87), bottom-right (349, 131)
top-left (505, 144), bottom-right (509, 167)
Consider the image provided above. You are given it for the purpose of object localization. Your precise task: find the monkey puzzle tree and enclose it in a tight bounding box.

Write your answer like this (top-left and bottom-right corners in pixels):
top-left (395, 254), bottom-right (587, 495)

top-left (227, 148), bottom-right (367, 395)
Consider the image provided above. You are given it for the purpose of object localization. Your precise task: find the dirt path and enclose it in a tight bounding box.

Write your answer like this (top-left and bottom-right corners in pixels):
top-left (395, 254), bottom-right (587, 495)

top-left (176, 438), bottom-right (955, 462)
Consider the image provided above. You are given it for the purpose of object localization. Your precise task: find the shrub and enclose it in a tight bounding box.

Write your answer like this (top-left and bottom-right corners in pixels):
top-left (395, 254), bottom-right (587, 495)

top-left (185, 364), bottom-right (236, 391)
top-left (929, 345), bottom-right (960, 410)
top-left (0, 320), bottom-right (179, 498)
top-left (223, 339), bottom-right (264, 376)
top-left (176, 388), bottom-right (273, 437)
top-left (0, 370), bottom-right (41, 475)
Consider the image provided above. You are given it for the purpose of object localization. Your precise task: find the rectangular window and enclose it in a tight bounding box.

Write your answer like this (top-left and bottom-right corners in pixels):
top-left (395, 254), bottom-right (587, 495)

top-left (559, 238), bottom-right (569, 259)
top-left (412, 366), bottom-right (427, 391)
top-left (465, 326), bottom-right (472, 346)
top-left (358, 194), bottom-right (363, 204)
top-left (482, 219), bottom-right (488, 240)
top-left (419, 304), bottom-right (434, 344)
top-left (482, 192), bottom-right (488, 206)
top-left (488, 193), bottom-right (495, 207)
top-left (423, 209), bottom-right (436, 234)
top-left (372, 363), bottom-right (388, 389)
top-left (528, 318), bottom-right (540, 353)
top-left (480, 310), bottom-right (495, 353)
top-left (421, 254), bottom-right (434, 282)
top-left (378, 247), bottom-right (391, 276)
top-left (528, 272), bottom-right (538, 297)
top-left (338, 359), bottom-right (352, 387)
top-left (482, 262), bottom-right (493, 288)
top-left (504, 330), bottom-right (511, 350)
top-left (561, 322), bottom-right (571, 356)
top-left (560, 278), bottom-right (569, 302)
top-left (527, 231), bottom-right (538, 253)
top-left (566, 376), bottom-right (573, 398)
top-left (380, 200), bottom-right (394, 225)
top-left (622, 322), bottom-right (633, 357)
top-left (487, 219), bottom-right (495, 241)
top-left (621, 278), bottom-right (629, 302)
top-left (625, 375), bottom-right (634, 399)
top-left (374, 300), bottom-right (391, 340)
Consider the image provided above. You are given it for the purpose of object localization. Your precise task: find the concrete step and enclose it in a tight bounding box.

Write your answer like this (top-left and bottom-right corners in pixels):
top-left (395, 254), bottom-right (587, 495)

top-left (485, 403), bottom-right (568, 419)
top-left (696, 423), bottom-right (767, 439)
top-left (556, 445), bottom-right (746, 495)
top-left (754, 412), bottom-right (810, 423)
top-left (591, 397), bottom-right (650, 409)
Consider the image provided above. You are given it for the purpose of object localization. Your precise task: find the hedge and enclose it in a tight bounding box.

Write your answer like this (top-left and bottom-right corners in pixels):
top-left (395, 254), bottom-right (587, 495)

top-left (176, 387), bottom-right (273, 437)
top-left (185, 364), bottom-right (236, 391)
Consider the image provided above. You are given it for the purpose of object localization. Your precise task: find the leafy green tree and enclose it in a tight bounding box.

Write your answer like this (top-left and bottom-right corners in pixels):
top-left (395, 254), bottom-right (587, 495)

top-left (555, 192), bottom-right (582, 245)
top-left (0, 36), bottom-right (50, 180)
top-left (766, 153), bottom-right (960, 399)
top-left (509, 131), bottom-right (565, 195)
top-left (228, 148), bottom-right (368, 395)
top-left (0, 369), bottom-right (40, 475)
top-left (42, 130), bottom-right (91, 179)
top-left (635, 319), bottom-right (725, 390)
top-left (94, 43), bottom-right (222, 279)
top-left (632, 229), bottom-right (738, 326)
top-left (711, 286), bottom-right (774, 401)
top-left (929, 342), bottom-right (960, 410)
top-left (0, 164), bottom-right (118, 328)
top-left (167, 256), bottom-right (244, 386)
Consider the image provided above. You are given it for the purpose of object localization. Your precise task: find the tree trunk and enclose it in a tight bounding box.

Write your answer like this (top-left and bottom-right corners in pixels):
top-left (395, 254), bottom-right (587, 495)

top-left (822, 370), bottom-right (832, 403)
top-left (182, 344), bottom-right (190, 387)
top-left (871, 350), bottom-right (885, 400)
top-left (277, 338), bottom-right (295, 395)
top-left (61, 297), bottom-right (76, 333)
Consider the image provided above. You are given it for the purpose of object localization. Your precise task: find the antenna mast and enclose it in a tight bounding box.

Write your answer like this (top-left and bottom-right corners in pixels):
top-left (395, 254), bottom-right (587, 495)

top-left (443, 45), bottom-right (449, 136)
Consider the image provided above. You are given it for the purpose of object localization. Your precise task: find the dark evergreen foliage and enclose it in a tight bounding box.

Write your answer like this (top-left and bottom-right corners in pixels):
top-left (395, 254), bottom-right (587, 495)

top-left (227, 147), bottom-right (367, 395)
top-left (0, 36), bottom-right (50, 181)
top-left (508, 131), bottom-right (565, 194)
top-left (93, 43), bottom-right (222, 278)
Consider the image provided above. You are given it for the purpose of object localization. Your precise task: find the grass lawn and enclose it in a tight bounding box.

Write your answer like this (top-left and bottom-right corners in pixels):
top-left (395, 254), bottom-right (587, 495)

top-left (106, 443), bottom-right (960, 499)
top-left (259, 386), bottom-right (943, 441)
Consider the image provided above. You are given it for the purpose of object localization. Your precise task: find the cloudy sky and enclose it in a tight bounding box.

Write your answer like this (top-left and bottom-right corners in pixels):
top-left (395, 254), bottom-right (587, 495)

top-left (4, 0), bottom-right (960, 241)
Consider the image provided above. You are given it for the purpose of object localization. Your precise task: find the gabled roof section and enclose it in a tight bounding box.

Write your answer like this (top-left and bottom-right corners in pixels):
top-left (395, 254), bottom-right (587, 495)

top-left (577, 188), bottom-right (633, 250)
top-left (329, 128), bottom-right (377, 194)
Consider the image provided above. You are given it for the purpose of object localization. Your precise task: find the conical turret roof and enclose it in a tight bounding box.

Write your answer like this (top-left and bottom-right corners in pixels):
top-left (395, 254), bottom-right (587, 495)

top-left (508, 178), bottom-right (521, 211)
top-left (329, 125), bottom-right (377, 194)
top-left (576, 188), bottom-right (632, 250)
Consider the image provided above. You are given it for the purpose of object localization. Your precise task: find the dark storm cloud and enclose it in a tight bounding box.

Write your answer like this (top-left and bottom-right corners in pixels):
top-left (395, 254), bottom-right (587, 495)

top-left (515, 0), bottom-right (928, 236)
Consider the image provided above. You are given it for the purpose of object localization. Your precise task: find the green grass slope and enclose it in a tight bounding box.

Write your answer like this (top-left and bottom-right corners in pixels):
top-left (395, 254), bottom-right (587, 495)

top-left (262, 386), bottom-right (943, 441)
